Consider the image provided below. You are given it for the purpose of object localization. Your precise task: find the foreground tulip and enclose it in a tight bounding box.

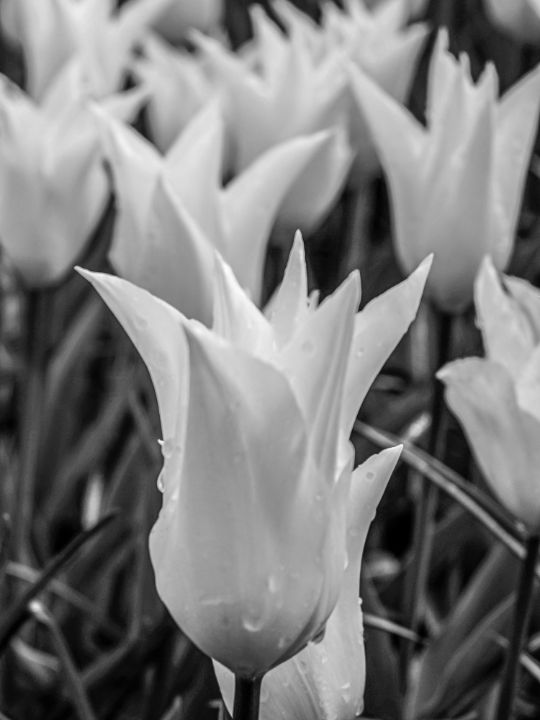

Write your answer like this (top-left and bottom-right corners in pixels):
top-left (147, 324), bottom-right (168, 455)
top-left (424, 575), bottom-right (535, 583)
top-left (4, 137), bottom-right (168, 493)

top-left (97, 101), bottom-right (347, 322)
top-left (483, 0), bottom-right (540, 45)
top-left (349, 30), bottom-right (540, 312)
top-left (439, 257), bottom-right (540, 530)
top-left (0, 74), bottom-right (142, 287)
top-left (79, 233), bottom-right (430, 679)
top-left (215, 446), bottom-right (402, 720)
top-left (2, 0), bottom-right (174, 99)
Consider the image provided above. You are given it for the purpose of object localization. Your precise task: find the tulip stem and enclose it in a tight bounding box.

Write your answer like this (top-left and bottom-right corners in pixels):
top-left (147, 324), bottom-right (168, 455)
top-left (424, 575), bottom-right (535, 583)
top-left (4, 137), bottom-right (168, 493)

top-left (13, 289), bottom-right (52, 561)
top-left (232, 676), bottom-right (262, 720)
top-left (495, 532), bottom-right (540, 720)
top-left (400, 309), bottom-right (453, 691)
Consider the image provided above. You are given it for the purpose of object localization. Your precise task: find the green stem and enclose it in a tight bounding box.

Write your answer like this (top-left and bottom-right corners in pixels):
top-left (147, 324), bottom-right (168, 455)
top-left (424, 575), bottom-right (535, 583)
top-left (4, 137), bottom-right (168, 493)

top-left (399, 309), bottom-right (453, 691)
top-left (233, 676), bottom-right (262, 720)
top-left (13, 290), bottom-right (52, 560)
top-left (496, 533), bottom-right (540, 720)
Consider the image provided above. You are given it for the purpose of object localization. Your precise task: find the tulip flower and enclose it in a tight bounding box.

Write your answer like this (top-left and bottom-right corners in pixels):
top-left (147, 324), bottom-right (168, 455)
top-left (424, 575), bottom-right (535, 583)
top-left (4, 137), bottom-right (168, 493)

top-left (151, 0), bottom-right (224, 44)
top-left (97, 100), bottom-right (349, 323)
top-left (214, 446), bottom-right (402, 720)
top-left (349, 30), bottom-right (540, 313)
top-left (438, 256), bottom-right (540, 531)
top-left (194, 14), bottom-right (353, 231)
top-left (131, 33), bottom-right (215, 152)
top-left (2, 0), bottom-right (174, 100)
top-left (78, 233), bottom-right (430, 678)
top-left (0, 73), bottom-right (143, 288)
top-left (483, 0), bottom-right (540, 45)
top-left (273, 0), bottom-right (428, 182)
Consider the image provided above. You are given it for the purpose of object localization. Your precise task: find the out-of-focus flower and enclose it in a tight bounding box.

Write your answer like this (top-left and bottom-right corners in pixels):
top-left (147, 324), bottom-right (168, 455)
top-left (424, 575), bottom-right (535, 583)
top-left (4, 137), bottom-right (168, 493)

top-left (0, 74), bottom-right (142, 287)
top-left (151, 0), bottom-right (224, 44)
top-left (79, 234), bottom-right (429, 678)
top-left (349, 31), bottom-right (540, 312)
top-left (483, 0), bottom-right (540, 45)
top-left (131, 33), bottom-right (215, 152)
top-left (194, 12), bottom-right (353, 231)
top-left (2, 0), bottom-right (173, 100)
top-left (273, 0), bottom-right (428, 182)
top-left (214, 446), bottom-right (402, 719)
top-left (97, 100), bottom-right (348, 323)
top-left (439, 256), bottom-right (540, 531)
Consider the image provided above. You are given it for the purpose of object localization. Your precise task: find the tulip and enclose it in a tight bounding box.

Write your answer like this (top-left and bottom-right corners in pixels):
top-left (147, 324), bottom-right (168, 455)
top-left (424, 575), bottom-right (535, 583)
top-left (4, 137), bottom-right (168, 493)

top-left (131, 33), bottom-right (215, 152)
top-left (2, 0), bottom-right (174, 100)
top-left (78, 233), bottom-right (430, 678)
top-left (483, 0), bottom-right (540, 45)
top-left (96, 100), bottom-right (349, 323)
top-left (214, 446), bottom-right (402, 720)
top-left (194, 12), bottom-right (353, 232)
top-left (151, 0), bottom-right (224, 44)
top-left (438, 256), bottom-right (540, 531)
top-left (0, 73), bottom-right (143, 287)
top-left (273, 0), bottom-right (428, 182)
top-left (349, 30), bottom-right (540, 313)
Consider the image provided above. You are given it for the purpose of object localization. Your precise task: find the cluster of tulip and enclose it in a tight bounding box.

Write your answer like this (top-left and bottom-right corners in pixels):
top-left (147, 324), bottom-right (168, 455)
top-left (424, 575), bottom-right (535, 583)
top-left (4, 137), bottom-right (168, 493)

top-left (2, 0), bottom-right (540, 719)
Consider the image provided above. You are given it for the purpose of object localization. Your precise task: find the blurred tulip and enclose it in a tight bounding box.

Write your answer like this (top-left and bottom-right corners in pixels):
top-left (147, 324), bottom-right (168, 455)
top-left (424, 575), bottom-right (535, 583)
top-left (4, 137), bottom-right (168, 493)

top-left (152, 0), bottom-right (224, 44)
top-left (79, 233), bottom-right (429, 677)
top-left (194, 12), bottom-right (353, 231)
top-left (2, 0), bottom-right (173, 99)
top-left (349, 31), bottom-right (540, 312)
top-left (439, 256), bottom-right (540, 530)
top-left (273, 0), bottom-right (428, 182)
top-left (0, 74), bottom-right (142, 287)
top-left (483, 0), bottom-right (540, 45)
top-left (97, 101), bottom-right (348, 323)
top-left (214, 446), bottom-right (402, 719)
top-left (131, 33), bottom-right (215, 152)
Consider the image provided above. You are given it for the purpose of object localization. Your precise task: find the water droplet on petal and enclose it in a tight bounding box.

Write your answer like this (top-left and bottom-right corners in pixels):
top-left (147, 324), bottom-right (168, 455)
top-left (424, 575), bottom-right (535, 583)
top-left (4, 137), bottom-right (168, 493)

top-left (161, 438), bottom-right (176, 459)
top-left (156, 470), bottom-right (165, 493)
top-left (134, 315), bottom-right (148, 330)
top-left (366, 471), bottom-right (375, 481)
top-left (267, 575), bottom-right (278, 594)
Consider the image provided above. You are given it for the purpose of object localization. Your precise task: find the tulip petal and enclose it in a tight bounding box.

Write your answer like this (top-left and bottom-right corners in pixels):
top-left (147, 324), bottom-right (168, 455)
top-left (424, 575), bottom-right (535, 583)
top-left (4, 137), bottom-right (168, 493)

top-left (136, 178), bottom-right (216, 324)
top-left (222, 131), bottom-right (336, 302)
top-left (267, 230), bottom-right (309, 347)
top-left (150, 324), bottom-right (333, 676)
top-left (342, 256), bottom-right (431, 437)
top-left (495, 65), bottom-right (540, 245)
top-left (165, 101), bottom-right (224, 248)
top-left (214, 446), bottom-right (401, 720)
top-left (438, 358), bottom-right (540, 530)
top-left (275, 125), bottom-right (353, 233)
top-left (212, 253), bottom-right (275, 357)
top-left (505, 274), bottom-right (540, 341)
top-left (280, 271), bottom-right (360, 478)
top-left (474, 256), bottom-right (535, 379)
top-left (94, 108), bottom-right (160, 276)
top-left (515, 345), bottom-right (540, 425)
top-left (77, 269), bottom-right (188, 447)
top-left (347, 64), bottom-right (426, 272)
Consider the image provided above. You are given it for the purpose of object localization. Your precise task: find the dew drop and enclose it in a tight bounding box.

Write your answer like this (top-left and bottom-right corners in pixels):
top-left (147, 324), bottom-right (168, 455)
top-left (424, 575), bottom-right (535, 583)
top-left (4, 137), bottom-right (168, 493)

top-left (366, 471), bottom-right (375, 481)
top-left (134, 315), bottom-right (148, 330)
top-left (199, 595), bottom-right (223, 607)
top-left (161, 438), bottom-right (176, 459)
top-left (267, 575), bottom-right (278, 594)
top-left (156, 470), bottom-right (165, 493)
